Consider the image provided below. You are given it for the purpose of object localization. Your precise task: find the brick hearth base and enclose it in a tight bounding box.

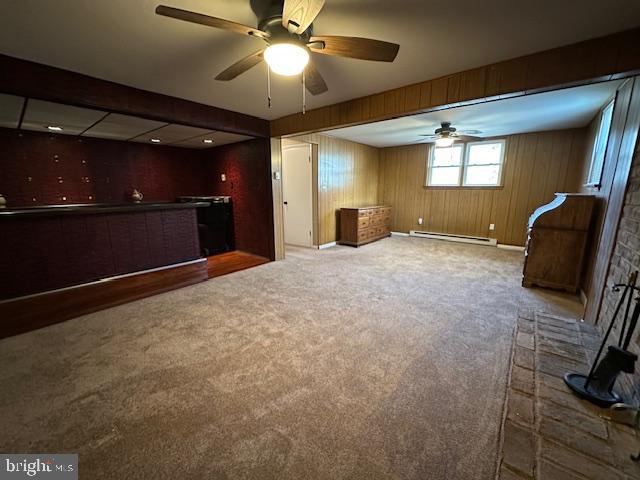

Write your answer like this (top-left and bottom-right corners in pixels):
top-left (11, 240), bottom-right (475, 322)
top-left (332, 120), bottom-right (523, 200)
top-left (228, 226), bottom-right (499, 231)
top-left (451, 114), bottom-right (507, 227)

top-left (497, 312), bottom-right (640, 479)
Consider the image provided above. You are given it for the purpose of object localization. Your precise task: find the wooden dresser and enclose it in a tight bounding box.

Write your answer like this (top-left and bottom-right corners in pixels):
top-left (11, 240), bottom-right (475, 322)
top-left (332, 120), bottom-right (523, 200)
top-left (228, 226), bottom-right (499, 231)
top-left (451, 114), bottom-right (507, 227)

top-left (339, 206), bottom-right (392, 247)
top-left (522, 193), bottom-right (595, 293)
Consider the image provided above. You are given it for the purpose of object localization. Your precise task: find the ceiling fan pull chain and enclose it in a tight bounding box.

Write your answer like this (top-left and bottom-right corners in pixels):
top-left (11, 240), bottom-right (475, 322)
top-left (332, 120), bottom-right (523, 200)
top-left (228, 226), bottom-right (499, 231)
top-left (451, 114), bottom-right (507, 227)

top-left (302, 70), bottom-right (306, 115)
top-left (267, 64), bottom-right (272, 109)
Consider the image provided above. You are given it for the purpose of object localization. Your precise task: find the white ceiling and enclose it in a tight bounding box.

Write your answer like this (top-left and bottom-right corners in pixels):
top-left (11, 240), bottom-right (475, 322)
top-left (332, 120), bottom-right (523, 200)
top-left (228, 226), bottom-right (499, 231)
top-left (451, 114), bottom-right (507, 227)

top-left (324, 81), bottom-right (622, 147)
top-left (2, 95), bottom-right (254, 148)
top-left (0, 1), bottom-right (638, 120)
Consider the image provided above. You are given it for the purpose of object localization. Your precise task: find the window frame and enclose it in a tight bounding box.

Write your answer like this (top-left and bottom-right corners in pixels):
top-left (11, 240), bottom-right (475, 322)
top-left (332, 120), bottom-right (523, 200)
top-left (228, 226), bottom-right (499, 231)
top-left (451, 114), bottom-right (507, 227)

top-left (425, 143), bottom-right (465, 187)
top-left (584, 98), bottom-right (615, 189)
top-left (426, 139), bottom-right (506, 188)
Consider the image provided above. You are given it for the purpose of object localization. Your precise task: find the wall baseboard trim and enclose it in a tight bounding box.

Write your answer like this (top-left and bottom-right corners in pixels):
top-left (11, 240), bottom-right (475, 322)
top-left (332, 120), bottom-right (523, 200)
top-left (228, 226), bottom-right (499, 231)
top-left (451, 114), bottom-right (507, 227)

top-left (410, 230), bottom-right (498, 246)
top-left (0, 259), bottom-right (208, 339)
top-left (579, 289), bottom-right (588, 307)
top-left (318, 242), bottom-right (337, 250)
top-left (391, 231), bottom-right (410, 237)
top-left (497, 244), bottom-right (526, 252)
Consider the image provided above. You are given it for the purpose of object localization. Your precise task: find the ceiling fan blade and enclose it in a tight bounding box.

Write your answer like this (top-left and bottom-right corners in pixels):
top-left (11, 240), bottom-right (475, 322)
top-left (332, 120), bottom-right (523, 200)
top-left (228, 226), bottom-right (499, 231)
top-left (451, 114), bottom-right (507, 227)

top-left (282, 0), bottom-right (325, 34)
top-left (305, 61), bottom-right (328, 95)
top-left (455, 135), bottom-right (484, 142)
top-left (419, 135), bottom-right (438, 139)
top-left (156, 5), bottom-right (268, 39)
top-left (308, 36), bottom-right (399, 62)
top-left (215, 50), bottom-right (265, 81)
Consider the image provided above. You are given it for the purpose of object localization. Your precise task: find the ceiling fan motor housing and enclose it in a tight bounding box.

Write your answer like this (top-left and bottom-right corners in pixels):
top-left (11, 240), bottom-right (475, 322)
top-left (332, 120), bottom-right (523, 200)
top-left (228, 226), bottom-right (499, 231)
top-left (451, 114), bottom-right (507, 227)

top-left (435, 122), bottom-right (456, 135)
top-left (252, 0), bottom-right (313, 43)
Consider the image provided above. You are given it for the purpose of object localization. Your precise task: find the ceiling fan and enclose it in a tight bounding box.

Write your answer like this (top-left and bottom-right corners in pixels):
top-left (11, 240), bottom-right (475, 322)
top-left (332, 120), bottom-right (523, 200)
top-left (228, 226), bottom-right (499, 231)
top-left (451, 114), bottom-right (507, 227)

top-left (155, 0), bottom-right (400, 96)
top-left (421, 122), bottom-right (483, 147)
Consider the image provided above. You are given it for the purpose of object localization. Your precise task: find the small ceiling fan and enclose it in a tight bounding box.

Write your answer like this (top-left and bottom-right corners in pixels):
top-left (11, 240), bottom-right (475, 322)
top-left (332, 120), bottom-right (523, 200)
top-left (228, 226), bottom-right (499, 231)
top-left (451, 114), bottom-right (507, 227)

top-left (155, 0), bottom-right (400, 96)
top-left (421, 122), bottom-right (483, 147)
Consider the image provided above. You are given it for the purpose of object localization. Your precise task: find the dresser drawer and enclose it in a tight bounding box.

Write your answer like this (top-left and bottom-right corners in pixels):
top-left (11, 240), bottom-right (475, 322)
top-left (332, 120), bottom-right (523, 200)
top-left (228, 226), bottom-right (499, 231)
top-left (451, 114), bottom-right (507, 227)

top-left (369, 215), bottom-right (385, 227)
top-left (358, 216), bottom-right (370, 229)
top-left (357, 227), bottom-right (374, 241)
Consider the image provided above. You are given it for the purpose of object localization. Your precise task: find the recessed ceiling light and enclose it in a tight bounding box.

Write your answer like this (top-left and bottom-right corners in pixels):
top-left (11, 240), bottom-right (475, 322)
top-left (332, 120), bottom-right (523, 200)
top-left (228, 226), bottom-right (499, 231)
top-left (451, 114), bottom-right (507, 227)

top-left (150, 138), bottom-right (161, 143)
top-left (47, 125), bottom-right (63, 131)
top-left (203, 139), bottom-right (214, 144)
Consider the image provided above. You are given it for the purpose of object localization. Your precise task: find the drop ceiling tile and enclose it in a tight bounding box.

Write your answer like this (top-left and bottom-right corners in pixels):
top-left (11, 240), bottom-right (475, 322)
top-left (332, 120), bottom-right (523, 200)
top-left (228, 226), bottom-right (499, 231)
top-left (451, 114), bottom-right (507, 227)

top-left (131, 123), bottom-right (213, 145)
top-left (173, 130), bottom-right (255, 149)
top-left (21, 99), bottom-right (107, 135)
top-left (0, 93), bottom-right (25, 128)
top-left (82, 113), bottom-right (166, 140)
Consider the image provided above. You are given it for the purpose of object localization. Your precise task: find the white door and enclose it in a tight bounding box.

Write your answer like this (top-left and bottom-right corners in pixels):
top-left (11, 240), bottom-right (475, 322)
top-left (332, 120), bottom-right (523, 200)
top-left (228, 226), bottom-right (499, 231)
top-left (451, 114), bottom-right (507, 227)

top-left (282, 143), bottom-right (313, 247)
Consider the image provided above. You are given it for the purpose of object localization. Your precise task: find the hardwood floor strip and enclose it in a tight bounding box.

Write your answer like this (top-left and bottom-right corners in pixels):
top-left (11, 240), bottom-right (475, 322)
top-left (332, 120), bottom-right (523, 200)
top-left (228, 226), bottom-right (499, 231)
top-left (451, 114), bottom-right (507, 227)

top-left (0, 259), bottom-right (209, 339)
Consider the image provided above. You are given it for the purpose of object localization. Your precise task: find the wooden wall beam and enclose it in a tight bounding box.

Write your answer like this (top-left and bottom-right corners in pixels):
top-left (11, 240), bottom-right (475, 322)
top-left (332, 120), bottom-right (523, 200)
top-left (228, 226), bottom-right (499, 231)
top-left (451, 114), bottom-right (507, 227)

top-left (0, 54), bottom-right (269, 138)
top-left (271, 28), bottom-right (640, 137)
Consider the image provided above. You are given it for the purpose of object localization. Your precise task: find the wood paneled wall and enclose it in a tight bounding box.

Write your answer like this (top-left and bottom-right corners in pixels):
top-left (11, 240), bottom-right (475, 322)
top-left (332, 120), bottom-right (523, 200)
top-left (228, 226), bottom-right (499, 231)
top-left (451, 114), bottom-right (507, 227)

top-left (580, 78), bottom-right (640, 324)
top-left (286, 134), bottom-right (380, 245)
top-left (270, 138), bottom-right (285, 260)
top-left (377, 129), bottom-right (587, 246)
top-left (271, 28), bottom-right (640, 137)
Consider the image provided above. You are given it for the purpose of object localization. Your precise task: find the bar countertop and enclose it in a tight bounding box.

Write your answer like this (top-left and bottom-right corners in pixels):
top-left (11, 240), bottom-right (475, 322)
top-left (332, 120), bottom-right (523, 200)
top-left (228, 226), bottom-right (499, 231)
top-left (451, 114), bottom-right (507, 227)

top-left (0, 201), bottom-right (210, 218)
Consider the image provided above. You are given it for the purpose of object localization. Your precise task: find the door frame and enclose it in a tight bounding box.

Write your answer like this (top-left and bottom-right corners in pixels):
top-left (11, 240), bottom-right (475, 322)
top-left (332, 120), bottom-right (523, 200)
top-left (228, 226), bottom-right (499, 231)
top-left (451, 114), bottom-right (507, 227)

top-left (281, 140), bottom-right (316, 248)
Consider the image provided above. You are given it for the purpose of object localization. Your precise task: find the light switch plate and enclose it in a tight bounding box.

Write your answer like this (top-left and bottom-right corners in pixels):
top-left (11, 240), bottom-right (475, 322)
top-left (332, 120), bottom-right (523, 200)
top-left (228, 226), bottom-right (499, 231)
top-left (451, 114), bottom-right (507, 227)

top-left (221, 173), bottom-right (226, 182)
top-left (489, 223), bottom-right (495, 231)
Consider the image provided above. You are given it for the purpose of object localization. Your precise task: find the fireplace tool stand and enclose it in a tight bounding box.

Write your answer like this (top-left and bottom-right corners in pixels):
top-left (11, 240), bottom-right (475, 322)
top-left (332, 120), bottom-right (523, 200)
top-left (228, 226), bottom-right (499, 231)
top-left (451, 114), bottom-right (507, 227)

top-left (564, 271), bottom-right (640, 407)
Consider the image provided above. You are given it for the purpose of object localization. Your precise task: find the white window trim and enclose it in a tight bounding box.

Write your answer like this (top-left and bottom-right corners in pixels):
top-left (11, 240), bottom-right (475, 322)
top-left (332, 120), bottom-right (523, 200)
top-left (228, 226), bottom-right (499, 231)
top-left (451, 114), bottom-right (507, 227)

top-left (463, 139), bottom-right (506, 187)
top-left (426, 139), bottom-right (506, 188)
top-left (584, 98), bottom-right (615, 189)
top-left (426, 143), bottom-right (464, 187)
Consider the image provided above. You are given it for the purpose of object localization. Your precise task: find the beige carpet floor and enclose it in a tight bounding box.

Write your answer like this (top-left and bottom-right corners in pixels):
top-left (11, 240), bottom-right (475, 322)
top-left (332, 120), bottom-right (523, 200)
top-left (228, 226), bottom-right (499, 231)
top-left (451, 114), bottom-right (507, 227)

top-left (0, 236), bottom-right (583, 479)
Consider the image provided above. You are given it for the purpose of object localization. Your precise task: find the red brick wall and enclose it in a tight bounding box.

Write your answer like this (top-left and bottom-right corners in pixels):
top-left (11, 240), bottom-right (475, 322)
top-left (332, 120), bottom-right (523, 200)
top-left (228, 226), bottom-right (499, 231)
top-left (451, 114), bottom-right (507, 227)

top-left (598, 132), bottom-right (640, 401)
top-left (0, 128), bottom-right (208, 206)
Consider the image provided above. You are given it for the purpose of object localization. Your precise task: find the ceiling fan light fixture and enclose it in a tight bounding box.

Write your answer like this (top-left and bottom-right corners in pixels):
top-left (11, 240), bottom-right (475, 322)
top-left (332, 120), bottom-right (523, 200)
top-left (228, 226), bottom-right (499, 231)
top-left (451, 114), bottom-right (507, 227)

top-left (264, 43), bottom-right (309, 76)
top-left (435, 136), bottom-right (454, 148)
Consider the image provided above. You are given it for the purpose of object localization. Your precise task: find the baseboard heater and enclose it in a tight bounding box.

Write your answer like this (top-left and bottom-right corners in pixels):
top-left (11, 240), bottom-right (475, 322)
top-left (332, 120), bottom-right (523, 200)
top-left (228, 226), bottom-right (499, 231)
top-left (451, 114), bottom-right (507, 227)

top-left (409, 230), bottom-right (498, 246)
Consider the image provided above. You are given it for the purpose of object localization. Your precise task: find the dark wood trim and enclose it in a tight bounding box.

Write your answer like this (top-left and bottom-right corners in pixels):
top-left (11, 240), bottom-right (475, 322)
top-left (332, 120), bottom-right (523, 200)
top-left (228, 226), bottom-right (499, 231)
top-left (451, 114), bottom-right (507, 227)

top-left (207, 250), bottom-right (270, 278)
top-left (271, 27), bottom-right (640, 137)
top-left (0, 259), bottom-right (208, 339)
top-left (585, 77), bottom-right (640, 324)
top-left (0, 54), bottom-right (269, 138)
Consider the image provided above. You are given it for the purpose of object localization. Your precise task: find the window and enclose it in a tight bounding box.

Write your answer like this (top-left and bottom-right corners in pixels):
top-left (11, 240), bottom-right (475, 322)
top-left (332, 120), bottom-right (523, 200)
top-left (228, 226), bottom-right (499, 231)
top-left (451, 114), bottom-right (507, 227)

top-left (586, 99), bottom-right (614, 188)
top-left (427, 144), bottom-right (464, 186)
top-left (427, 140), bottom-right (505, 187)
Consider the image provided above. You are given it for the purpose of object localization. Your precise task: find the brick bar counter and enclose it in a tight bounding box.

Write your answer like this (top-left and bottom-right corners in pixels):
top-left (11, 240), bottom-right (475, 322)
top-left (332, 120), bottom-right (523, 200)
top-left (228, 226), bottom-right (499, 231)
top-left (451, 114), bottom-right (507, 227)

top-left (0, 202), bottom-right (206, 300)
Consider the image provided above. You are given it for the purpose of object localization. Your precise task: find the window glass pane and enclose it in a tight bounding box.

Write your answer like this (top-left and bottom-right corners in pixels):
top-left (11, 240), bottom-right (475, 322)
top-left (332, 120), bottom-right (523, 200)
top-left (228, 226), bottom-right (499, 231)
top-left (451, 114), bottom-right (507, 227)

top-left (432, 145), bottom-right (463, 167)
top-left (464, 165), bottom-right (501, 186)
top-left (588, 100), bottom-right (614, 185)
top-left (467, 142), bottom-right (503, 165)
top-left (430, 166), bottom-right (460, 185)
